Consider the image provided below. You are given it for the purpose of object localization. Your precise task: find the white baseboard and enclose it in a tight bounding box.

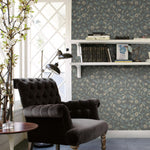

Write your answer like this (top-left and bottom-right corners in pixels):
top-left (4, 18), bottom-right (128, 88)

top-left (107, 130), bottom-right (150, 138)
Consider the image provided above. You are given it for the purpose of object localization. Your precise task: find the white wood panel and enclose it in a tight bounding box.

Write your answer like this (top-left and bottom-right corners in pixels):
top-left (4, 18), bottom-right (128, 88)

top-left (107, 130), bottom-right (150, 138)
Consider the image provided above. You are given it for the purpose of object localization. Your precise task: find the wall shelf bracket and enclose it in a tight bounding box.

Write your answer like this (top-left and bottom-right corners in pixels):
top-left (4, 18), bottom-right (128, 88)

top-left (72, 64), bottom-right (81, 78)
top-left (76, 65), bottom-right (81, 78)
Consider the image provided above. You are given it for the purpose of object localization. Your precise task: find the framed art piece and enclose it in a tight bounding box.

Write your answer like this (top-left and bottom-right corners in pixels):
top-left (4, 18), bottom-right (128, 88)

top-left (116, 44), bottom-right (129, 60)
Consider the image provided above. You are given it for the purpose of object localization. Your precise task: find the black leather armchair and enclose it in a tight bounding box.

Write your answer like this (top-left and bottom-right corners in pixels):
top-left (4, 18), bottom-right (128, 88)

top-left (14, 78), bottom-right (108, 150)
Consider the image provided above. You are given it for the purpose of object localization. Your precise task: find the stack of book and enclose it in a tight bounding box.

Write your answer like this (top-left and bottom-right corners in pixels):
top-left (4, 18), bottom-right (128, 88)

top-left (86, 32), bottom-right (110, 40)
top-left (81, 44), bottom-right (112, 62)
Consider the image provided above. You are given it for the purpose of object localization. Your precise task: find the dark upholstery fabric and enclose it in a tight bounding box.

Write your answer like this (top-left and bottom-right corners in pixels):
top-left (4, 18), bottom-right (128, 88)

top-left (24, 104), bottom-right (70, 118)
top-left (14, 78), bottom-right (61, 108)
top-left (13, 78), bottom-right (108, 147)
top-left (62, 99), bottom-right (100, 119)
top-left (26, 117), bottom-right (72, 144)
top-left (66, 119), bottom-right (108, 146)
top-left (24, 104), bottom-right (73, 135)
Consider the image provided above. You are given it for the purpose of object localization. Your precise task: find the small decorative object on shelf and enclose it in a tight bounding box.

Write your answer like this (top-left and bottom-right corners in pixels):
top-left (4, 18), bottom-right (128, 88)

top-left (132, 46), bottom-right (141, 62)
top-left (116, 44), bottom-right (129, 60)
top-left (134, 35), bottom-right (150, 40)
top-left (116, 44), bottom-right (132, 61)
top-left (86, 32), bottom-right (110, 40)
top-left (115, 36), bottom-right (130, 39)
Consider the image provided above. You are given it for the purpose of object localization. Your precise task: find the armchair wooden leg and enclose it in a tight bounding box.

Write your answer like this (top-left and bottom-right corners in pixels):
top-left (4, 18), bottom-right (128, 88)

top-left (101, 134), bottom-right (106, 150)
top-left (71, 145), bottom-right (79, 150)
top-left (56, 144), bottom-right (60, 150)
top-left (28, 142), bottom-right (33, 150)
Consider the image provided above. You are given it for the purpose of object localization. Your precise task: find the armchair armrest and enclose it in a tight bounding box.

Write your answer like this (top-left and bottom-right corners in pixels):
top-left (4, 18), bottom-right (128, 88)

top-left (24, 104), bottom-right (73, 130)
top-left (61, 99), bottom-right (100, 119)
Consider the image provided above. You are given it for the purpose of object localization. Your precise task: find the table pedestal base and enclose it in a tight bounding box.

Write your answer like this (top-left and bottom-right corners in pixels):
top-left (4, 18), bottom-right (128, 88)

top-left (28, 142), bottom-right (32, 150)
top-left (8, 134), bottom-right (14, 150)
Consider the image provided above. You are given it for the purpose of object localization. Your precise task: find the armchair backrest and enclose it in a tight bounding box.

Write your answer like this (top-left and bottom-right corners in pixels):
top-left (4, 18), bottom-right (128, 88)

top-left (14, 78), bottom-right (61, 108)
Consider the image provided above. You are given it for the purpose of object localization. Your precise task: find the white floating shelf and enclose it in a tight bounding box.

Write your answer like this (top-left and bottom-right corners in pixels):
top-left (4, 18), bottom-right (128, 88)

top-left (71, 39), bottom-right (150, 44)
top-left (71, 39), bottom-right (150, 78)
top-left (71, 62), bottom-right (150, 78)
top-left (71, 39), bottom-right (150, 56)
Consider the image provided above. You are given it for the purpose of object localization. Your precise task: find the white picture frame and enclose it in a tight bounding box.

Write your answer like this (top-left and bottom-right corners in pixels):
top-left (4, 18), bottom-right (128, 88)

top-left (116, 44), bottom-right (128, 60)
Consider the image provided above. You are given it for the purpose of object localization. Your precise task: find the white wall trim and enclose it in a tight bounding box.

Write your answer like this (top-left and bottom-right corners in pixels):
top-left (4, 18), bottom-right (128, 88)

top-left (65, 0), bottom-right (72, 101)
top-left (107, 130), bottom-right (150, 138)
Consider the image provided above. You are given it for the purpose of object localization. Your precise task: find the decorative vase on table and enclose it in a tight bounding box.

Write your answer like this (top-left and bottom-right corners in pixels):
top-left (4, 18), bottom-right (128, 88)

top-left (0, 0), bottom-right (38, 129)
top-left (0, 110), bottom-right (2, 129)
top-left (0, 85), bottom-right (14, 129)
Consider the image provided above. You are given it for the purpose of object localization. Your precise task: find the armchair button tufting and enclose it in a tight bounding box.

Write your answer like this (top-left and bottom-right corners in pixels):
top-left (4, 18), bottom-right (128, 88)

top-left (30, 85), bottom-right (34, 89)
top-left (38, 86), bottom-right (41, 90)
top-left (77, 109), bottom-right (81, 113)
top-left (43, 94), bottom-right (47, 98)
top-left (36, 96), bottom-right (40, 98)
top-left (29, 95), bottom-right (33, 99)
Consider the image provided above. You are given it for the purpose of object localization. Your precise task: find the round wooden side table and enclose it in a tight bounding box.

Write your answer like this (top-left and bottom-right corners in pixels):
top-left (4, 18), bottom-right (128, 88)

top-left (0, 122), bottom-right (38, 150)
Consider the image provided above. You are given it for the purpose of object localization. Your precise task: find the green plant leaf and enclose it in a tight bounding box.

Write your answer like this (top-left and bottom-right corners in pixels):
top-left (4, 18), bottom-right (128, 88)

top-left (0, 0), bottom-right (39, 122)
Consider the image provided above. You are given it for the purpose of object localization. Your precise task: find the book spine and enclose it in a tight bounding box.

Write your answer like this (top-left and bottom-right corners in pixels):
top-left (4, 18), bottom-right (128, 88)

top-left (102, 47), bottom-right (106, 62)
top-left (107, 48), bottom-right (112, 62)
top-left (92, 45), bottom-right (97, 62)
top-left (105, 47), bottom-right (109, 62)
top-left (97, 46), bottom-right (101, 62)
top-left (82, 45), bottom-right (112, 62)
top-left (89, 46), bottom-right (93, 62)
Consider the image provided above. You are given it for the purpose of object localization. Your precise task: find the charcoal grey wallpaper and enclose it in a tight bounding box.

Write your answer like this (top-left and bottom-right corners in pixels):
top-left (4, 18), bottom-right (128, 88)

top-left (72, 0), bottom-right (150, 130)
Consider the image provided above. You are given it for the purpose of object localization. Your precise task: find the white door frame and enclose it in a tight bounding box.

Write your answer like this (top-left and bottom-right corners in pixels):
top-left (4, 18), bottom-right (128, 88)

top-left (65, 0), bottom-right (72, 101)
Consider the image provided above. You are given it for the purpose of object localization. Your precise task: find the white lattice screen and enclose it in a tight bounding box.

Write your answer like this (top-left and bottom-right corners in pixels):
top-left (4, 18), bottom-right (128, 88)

top-left (27, 0), bottom-right (71, 101)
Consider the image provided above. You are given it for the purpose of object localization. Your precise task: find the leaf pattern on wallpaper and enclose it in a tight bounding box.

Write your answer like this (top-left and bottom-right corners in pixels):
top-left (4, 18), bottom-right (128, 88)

top-left (72, 0), bottom-right (150, 130)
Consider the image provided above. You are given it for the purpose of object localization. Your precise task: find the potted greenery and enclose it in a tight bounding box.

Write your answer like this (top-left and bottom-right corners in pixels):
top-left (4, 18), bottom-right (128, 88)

top-left (0, 0), bottom-right (38, 128)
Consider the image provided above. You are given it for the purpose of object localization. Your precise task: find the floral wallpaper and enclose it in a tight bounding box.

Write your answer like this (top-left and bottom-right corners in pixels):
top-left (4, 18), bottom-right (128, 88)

top-left (72, 0), bottom-right (150, 130)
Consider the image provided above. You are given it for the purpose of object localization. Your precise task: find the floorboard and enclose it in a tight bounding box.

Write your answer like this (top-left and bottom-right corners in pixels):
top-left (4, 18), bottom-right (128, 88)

top-left (15, 138), bottom-right (150, 150)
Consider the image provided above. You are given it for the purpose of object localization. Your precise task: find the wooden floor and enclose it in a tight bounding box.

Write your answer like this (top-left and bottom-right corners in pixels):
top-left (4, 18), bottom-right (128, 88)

top-left (15, 138), bottom-right (150, 150)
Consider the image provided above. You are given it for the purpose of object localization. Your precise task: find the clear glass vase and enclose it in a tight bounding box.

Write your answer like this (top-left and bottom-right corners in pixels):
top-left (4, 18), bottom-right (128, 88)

top-left (0, 122), bottom-right (2, 129)
top-left (2, 120), bottom-right (14, 129)
top-left (0, 106), bottom-right (14, 130)
top-left (0, 111), bottom-right (2, 129)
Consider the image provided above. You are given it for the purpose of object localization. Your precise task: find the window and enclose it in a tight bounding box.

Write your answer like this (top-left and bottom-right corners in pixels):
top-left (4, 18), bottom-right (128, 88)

top-left (15, 0), bottom-right (71, 103)
top-left (0, 0), bottom-right (71, 110)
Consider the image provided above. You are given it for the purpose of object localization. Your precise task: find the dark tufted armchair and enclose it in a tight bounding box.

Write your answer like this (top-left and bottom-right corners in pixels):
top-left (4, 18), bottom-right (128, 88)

top-left (14, 78), bottom-right (108, 150)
